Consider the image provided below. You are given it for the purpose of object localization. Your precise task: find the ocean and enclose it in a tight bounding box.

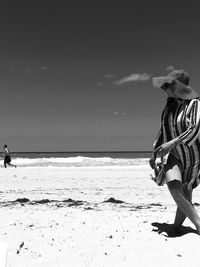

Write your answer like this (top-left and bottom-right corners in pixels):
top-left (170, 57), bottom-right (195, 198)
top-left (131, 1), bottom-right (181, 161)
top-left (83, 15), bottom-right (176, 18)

top-left (1, 151), bottom-right (151, 167)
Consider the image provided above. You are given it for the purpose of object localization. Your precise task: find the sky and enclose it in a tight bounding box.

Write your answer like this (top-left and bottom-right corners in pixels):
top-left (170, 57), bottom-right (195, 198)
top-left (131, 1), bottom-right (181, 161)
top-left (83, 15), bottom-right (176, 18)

top-left (0, 0), bottom-right (200, 151)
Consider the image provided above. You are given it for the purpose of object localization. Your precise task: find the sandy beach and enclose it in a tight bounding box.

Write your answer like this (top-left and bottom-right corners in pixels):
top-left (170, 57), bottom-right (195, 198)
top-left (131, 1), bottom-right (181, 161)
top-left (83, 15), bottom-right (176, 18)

top-left (1, 164), bottom-right (200, 267)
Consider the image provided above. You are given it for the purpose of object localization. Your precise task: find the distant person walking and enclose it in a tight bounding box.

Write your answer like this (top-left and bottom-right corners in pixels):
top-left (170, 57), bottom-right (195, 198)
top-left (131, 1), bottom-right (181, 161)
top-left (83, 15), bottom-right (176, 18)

top-left (3, 144), bottom-right (16, 168)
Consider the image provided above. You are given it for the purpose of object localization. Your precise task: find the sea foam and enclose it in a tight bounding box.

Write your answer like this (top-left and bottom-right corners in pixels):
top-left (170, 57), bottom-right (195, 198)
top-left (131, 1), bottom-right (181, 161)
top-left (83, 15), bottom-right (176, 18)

top-left (6, 156), bottom-right (149, 168)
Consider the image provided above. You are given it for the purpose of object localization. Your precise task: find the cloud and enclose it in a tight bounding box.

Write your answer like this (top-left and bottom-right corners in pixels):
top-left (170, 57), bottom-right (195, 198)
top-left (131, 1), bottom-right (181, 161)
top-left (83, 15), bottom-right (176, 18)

top-left (39, 66), bottom-right (48, 71)
top-left (24, 66), bottom-right (48, 73)
top-left (104, 74), bottom-right (115, 79)
top-left (24, 68), bottom-right (32, 73)
top-left (113, 111), bottom-right (128, 116)
top-left (97, 81), bottom-right (103, 87)
top-left (113, 73), bottom-right (151, 86)
top-left (166, 66), bottom-right (174, 71)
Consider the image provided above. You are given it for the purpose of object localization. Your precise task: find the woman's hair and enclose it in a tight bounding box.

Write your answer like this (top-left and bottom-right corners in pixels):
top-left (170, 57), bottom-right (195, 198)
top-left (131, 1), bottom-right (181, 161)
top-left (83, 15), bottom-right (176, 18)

top-left (3, 144), bottom-right (7, 148)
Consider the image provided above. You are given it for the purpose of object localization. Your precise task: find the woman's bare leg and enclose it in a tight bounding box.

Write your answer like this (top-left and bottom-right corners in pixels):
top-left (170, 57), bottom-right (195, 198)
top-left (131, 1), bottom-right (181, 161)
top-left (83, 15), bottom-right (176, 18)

top-left (166, 165), bottom-right (200, 233)
top-left (173, 185), bottom-right (193, 229)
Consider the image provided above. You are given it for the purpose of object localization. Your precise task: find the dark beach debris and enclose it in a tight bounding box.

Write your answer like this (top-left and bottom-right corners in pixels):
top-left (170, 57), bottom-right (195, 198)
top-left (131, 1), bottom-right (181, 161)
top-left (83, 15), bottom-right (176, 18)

top-left (16, 241), bottom-right (24, 254)
top-left (0, 196), bottom-right (164, 211)
top-left (66, 199), bottom-right (85, 207)
top-left (129, 203), bottom-right (163, 211)
top-left (29, 199), bottom-right (54, 205)
top-left (63, 198), bottom-right (85, 206)
top-left (194, 202), bottom-right (200, 206)
top-left (0, 198), bottom-right (87, 208)
top-left (84, 207), bottom-right (94, 210)
top-left (0, 197), bottom-right (164, 211)
top-left (19, 242), bottom-right (24, 249)
top-left (34, 199), bottom-right (51, 204)
top-left (31, 198), bottom-right (85, 207)
top-left (130, 205), bottom-right (151, 211)
top-left (0, 198), bottom-right (31, 207)
top-left (63, 198), bottom-right (74, 203)
top-left (15, 198), bottom-right (30, 203)
top-left (103, 198), bottom-right (124, 204)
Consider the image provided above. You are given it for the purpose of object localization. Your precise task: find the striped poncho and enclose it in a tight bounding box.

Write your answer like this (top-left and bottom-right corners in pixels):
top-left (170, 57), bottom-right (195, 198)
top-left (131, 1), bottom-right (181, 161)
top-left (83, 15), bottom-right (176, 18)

top-left (154, 97), bottom-right (200, 170)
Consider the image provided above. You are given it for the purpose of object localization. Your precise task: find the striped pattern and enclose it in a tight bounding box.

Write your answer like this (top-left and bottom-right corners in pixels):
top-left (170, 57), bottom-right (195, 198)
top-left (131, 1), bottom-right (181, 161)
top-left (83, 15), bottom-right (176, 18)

top-left (153, 97), bottom-right (200, 187)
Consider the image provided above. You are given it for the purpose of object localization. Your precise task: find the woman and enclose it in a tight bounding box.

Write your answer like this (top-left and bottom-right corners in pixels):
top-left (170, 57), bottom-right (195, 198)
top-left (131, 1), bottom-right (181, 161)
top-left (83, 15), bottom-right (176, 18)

top-left (150, 69), bottom-right (200, 234)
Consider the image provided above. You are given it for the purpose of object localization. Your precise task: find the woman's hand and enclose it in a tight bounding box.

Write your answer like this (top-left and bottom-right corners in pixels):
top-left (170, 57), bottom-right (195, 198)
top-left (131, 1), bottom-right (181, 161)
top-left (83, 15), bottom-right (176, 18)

top-left (149, 157), bottom-right (155, 169)
top-left (154, 141), bottom-right (175, 158)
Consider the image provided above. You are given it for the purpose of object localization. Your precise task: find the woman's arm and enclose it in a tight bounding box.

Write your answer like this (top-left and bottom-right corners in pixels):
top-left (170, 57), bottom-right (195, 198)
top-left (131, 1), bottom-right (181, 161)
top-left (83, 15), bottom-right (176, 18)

top-left (153, 128), bottom-right (163, 150)
top-left (149, 128), bottom-right (164, 168)
top-left (154, 99), bottom-right (200, 158)
top-left (177, 99), bottom-right (200, 146)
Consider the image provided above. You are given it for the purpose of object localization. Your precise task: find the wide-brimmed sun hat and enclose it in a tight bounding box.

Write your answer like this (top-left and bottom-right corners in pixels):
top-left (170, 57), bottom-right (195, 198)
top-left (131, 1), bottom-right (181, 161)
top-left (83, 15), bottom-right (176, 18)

top-left (152, 69), bottom-right (198, 100)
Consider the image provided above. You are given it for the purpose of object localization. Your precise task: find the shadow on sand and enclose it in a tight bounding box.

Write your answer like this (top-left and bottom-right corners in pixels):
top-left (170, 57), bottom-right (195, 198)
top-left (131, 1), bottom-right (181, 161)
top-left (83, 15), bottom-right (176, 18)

top-left (152, 222), bottom-right (198, 237)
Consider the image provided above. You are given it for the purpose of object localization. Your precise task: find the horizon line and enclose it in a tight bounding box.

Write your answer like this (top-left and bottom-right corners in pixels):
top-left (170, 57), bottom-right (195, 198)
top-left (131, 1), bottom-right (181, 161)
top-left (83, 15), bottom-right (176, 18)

top-left (11, 150), bottom-right (152, 153)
